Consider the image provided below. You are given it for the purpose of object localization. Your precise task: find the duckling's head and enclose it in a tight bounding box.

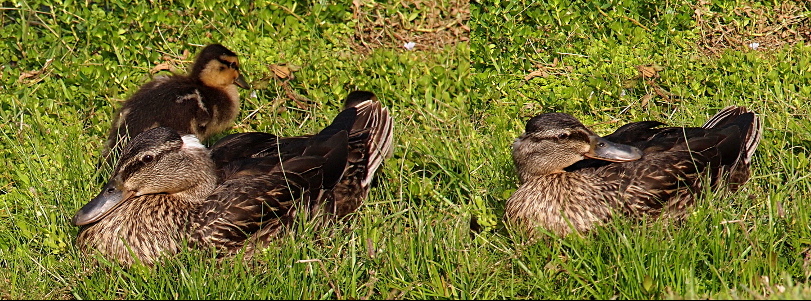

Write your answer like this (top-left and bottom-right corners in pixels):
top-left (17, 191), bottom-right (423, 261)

top-left (73, 127), bottom-right (217, 226)
top-left (190, 44), bottom-right (250, 89)
top-left (512, 113), bottom-right (642, 182)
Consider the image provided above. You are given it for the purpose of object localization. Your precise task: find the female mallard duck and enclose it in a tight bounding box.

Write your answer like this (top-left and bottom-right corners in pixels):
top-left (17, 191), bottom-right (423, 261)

top-left (74, 91), bottom-right (393, 267)
top-left (506, 106), bottom-right (762, 237)
top-left (101, 43), bottom-right (250, 167)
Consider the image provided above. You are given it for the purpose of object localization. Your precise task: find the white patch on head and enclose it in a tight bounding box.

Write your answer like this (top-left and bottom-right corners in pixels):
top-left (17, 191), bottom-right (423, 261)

top-left (181, 135), bottom-right (207, 152)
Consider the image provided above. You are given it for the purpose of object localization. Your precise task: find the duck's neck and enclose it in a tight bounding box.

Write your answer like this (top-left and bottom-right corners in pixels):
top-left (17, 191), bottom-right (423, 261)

top-left (172, 172), bottom-right (218, 203)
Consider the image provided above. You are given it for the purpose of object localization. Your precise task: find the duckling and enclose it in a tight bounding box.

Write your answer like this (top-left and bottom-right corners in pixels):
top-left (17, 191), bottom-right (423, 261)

top-left (74, 92), bottom-right (393, 267)
top-left (506, 106), bottom-right (762, 238)
top-left (101, 44), bottom-right (250, 168)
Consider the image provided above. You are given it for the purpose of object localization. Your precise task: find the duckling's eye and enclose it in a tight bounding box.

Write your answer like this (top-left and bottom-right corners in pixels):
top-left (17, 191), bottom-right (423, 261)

top-left (557, 133), bottom-right (569, 139)
top-left (142, 155), bottom-right (154, 163)
top-left (219, 66), bottom-right (226, 71)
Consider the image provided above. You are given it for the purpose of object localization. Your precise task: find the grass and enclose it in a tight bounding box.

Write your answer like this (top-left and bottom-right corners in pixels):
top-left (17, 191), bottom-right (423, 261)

top-left (1, 0), bottom-right (810, 299)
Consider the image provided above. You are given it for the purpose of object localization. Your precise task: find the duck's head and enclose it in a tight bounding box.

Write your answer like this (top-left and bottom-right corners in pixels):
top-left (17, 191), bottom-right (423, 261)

top-left (512, 113), bottom-right (642, 182)
top-left (190, 44), bottom-right (250, 89)
top-left (73, 127), bottom-right (217, 226)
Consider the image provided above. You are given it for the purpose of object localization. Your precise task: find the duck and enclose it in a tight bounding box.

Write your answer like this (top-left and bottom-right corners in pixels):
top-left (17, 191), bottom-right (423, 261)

top-left (74, 91), bottom-right (394, 267)
top-left (101, 43), bottom-right (250, 168)
top-left (505, 106), bottom-right (762, 238)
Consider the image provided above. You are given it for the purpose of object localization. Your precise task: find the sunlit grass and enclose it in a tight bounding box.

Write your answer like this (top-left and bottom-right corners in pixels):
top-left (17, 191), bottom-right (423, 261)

top-left (2, 0), bottom-right (811, 299)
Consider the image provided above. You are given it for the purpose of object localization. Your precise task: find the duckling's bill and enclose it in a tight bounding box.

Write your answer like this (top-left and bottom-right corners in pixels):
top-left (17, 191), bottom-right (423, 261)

top-left (586, 136), bottom-right (643, 162)
top-left (234, 74), bottom-right (250, 89)
top-left (73, 179), bottom-right (134, 226)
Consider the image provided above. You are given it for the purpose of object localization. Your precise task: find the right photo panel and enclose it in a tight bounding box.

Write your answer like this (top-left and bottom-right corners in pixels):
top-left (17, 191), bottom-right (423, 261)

top-left (470, 0), bottom-right (811, 298)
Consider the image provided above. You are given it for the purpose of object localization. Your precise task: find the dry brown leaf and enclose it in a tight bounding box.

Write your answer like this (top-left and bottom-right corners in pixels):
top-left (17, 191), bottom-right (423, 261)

top-left (18, 59), bottom-right (53, 84)
top-left (150, 62), bottom-right (173, 74)
top-left (524, 69), bottom-right (549, 81)
top-left (269, 63), bottom-right (299, 80)
top-left (636, 64), bottom-right (664, 79)
top-left (18, 70), bottom-right (41, 81)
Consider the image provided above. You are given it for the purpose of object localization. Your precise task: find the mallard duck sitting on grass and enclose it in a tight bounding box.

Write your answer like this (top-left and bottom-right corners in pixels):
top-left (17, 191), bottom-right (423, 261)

top-left (505, 106), bottom-right (762, 238)
top-left (74, 91), bottom-right (393, 267)
top-left (101, 44), bottom-right (250, 168)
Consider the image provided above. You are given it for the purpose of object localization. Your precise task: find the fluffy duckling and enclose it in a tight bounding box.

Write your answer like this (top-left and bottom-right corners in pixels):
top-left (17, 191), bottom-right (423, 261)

top-left (506, 106), bottom-right (762, 238)
top-left (75, 91), bottom-right (393, 267)
top-left (101, 44), bottom-right (250, 167)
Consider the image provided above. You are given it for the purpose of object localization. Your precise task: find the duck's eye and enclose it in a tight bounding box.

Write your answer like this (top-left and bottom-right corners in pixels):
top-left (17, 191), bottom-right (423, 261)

top-left (142, 155), bottom-right (154, 163)
top-left (557, 133), bottom-right (569, 139)
top-left (597, 142), bottom-right (606, 148)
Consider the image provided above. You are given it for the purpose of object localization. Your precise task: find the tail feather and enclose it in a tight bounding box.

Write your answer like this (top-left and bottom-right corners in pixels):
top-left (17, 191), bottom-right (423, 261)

top-left (702, 106), bottom-right (762, 164)
top-left (348, 99), bottom-right (395, 187)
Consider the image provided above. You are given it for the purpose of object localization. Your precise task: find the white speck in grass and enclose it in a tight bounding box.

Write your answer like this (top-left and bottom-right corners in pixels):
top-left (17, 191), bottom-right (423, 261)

top-left (749, 42), bottom-right (760, 50)
top-left (250, 90), bottom-right (257, 98)
top-left (404, 42), bottom-right (416, 50)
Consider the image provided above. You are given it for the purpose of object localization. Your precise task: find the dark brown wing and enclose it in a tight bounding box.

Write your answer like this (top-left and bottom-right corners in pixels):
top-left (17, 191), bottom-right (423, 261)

top-left (326, 98), bottom-right (394, 220)
top-left (603, 120), bottom-right (667, 145)
top-left (208, 91), bottom-right (378, 181)
top-left (569, 106), bottom-right (760, 191)
top-left (189, 131), bottom-right (350, 254)
top-left (209, 132), bottom-right (310, 180)
top-left (591, 122), bottom-right (746, 217)
top-left (594, 145), bottom-right (711, 217)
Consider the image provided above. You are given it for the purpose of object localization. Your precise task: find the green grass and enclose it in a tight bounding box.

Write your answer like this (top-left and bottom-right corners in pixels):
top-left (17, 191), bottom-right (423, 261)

top-left (1, 0), bottom-right (810, 299)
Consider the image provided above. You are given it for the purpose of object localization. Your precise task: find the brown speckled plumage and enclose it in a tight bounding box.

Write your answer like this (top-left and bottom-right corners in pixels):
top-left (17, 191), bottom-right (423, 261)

top-left (76, 91), bottom-right (393, 267)
top-left (506, 106), bottom-right (762, 237)
top-left (102, 44), bottom-right (250, 168)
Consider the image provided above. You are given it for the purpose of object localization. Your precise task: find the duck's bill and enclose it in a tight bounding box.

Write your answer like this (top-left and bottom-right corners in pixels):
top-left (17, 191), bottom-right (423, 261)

top-left (72, 180), bottom-right (134, 226)
top-left (586, 136), bottom-right (643, 162)
top-left (234, 74), bottom-right (250, 89)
